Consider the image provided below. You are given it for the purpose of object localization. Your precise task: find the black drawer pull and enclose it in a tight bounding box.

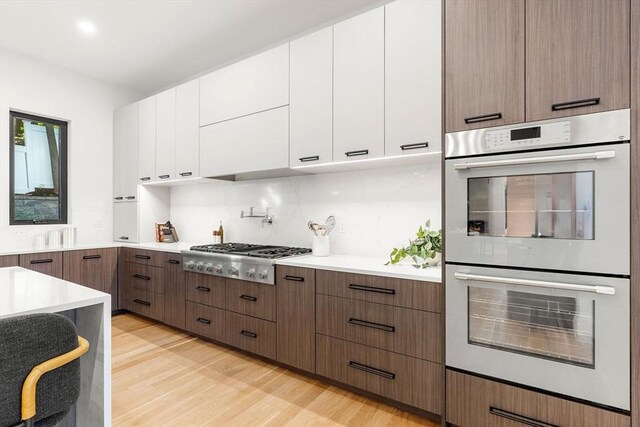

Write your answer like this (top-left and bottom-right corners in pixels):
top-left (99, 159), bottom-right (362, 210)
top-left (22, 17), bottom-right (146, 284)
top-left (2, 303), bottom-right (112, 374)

top-left (283, 275), bottom-right (304, 282)
top-left (114, 197), bottom-right (123, 200)
top-left (119, 236), bottom-right (129, 240)
top-left (196, 286), bottom-right (210, 292)
top-left (125, 196), bottom-right (136, 200)
top-left (345, 149), bottom-right (369, 157)
top-left (348, 284), bottom-right (396, 295)
top-left (400, 142), bottom-right (428, 151)
top-left (134, 299), bottom-right (151, 307)
top-left (158, 174), bottom-right (170, 179)
top-left (240, 294), bottom-right (257, 302)
top-left (179, 172), bottom-right (193, 177)
top-left (464, 112), bottom-right (502, 124)
top-left (30, 259), bottom-right (53, 265)
top-left (140, 177), bottom-right (151, 181)
top-left (196, 317), bottom-right (211, 325)
top-left (167, 259), bottom-right (180, 264)
top-left (347, 361), bottom-right (395, 380)
top-left (489, 407), bottom-right (558, 427)
top-left (240, 330), bottom-right (257, 339)
top-left (299, 155), bottom-right (320, 162)
top-left (134, 274), bottom-right (151, 281)
top-left (552, 97), bottom-right (600, 112)
top-left (348, 318), bottom-right (395, 333)
top-left (82, 255), bottom-right (102, 260)
top-left (134, 254), bottom-right (151, 260)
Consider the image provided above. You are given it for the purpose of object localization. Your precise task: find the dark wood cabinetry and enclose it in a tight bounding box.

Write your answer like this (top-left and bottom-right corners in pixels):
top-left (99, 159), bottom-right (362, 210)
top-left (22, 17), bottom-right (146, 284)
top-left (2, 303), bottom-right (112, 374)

top-left (185, 272), bottom-right (225, 308)
top-left (163, 253), bottom-right (186, 330)
top-left (19, 252), bottom-right (63, 278)
top-left (185, 301), bottom-right (225, 342)
top-left (225, 311), bottom-right (276, 360)
top-left (120, 247), bottom-right (165, 267)
top-left (226, 278), bottom-right (276, 321)
top-left (63, 248), bottom-right (118, 309)
top-left (0, 255), bottom-right (19, 268)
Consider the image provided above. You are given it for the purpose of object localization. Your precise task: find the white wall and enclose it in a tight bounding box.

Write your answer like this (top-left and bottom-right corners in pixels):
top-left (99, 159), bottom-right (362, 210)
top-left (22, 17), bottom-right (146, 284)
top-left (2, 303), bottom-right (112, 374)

top-left (170, 162), bottom-right (441, 258)
top-left (0, 48), bottom-right (143, 251)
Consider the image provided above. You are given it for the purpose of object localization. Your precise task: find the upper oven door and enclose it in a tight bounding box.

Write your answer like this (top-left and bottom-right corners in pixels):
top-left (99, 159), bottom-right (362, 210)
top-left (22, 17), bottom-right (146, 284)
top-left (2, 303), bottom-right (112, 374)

top-left (445, 142), bottom-right (630, 275)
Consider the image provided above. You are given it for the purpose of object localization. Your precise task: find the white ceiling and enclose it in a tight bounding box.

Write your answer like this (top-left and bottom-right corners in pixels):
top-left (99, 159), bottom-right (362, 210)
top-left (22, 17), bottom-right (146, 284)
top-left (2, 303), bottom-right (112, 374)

top-left (0, 0), bottom-right (386, 95)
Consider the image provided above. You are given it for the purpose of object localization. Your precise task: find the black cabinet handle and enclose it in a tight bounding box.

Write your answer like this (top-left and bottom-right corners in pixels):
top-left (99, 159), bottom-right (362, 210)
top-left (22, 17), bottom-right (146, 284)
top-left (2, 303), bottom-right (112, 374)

top-left (179, 172), bottom-right (192, 177)
top-left (464, 112), bottom-right (502, 124)
top-left (134, 274), bottom-right (151, 280)
top-left (347, 361), bottom-right (395, 380)
top-left (114, 197), bottom-right (124, 200)
top-left (196, 286), bottom-right (210, 292)
top-left (348, 318), bottom-right (395, 333)
top-left (119, 236), bottom-right (129, 240)
top-left (345, 149), bottom-right (369, 157)
top-left (196, 317), bottom-right (211, 325)
top-left (240, 330), bottom-right (257, 339)
top-left (134, 299), bottom-right (151, 307)
top-left (400, 142), bottom-right (428, 151)
top-left (140, 177), bottom-right (151, 181)
top-left (283, 275), bottom-right (304, 282)
top-left (240, 294), bottom-right (257, 302)
top-left (30, 259), bottom-right (53, 265)
top-left (551, 97), bottom-right (600, 111)
top-left (299, 156), bottom-right (320, 162)
top-left (158, 174), bottom-right (170, 179)
top-left (134, 255), bottom-right (151, 260)
top-left (167, 259), bottom-right (180, 264)
top-left (125, 196), bottom-right (136, 200)
top-left (82, 255), bottom-right (102, 260)
top-left (489, 407), bottom-right (558, 427)
top-left (348, 284), bottom-right (396, 295)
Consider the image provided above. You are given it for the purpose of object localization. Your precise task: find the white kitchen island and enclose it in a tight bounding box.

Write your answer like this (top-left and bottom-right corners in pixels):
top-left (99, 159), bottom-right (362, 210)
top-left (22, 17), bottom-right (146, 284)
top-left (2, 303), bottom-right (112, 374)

top-left (0, 267), bottom-right (111, 426)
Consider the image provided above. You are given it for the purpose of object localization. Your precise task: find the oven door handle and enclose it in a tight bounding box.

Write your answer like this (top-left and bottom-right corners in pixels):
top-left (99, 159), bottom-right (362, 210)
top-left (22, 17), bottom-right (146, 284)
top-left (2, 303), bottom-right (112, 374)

top-left (453, 150), bottom-right (615, 170)
top-left (454, 272), bottom-right (615, 295)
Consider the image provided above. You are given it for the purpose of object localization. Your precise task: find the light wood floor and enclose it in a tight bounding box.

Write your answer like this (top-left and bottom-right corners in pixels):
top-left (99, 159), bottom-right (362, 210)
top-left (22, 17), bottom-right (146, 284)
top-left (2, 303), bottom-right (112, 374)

top-left (112, 314), bottom-right (438, 427)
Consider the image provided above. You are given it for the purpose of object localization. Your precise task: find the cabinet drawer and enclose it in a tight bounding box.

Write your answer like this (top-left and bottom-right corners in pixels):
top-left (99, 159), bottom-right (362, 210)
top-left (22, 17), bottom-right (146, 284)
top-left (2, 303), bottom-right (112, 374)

top-left (123, 262), bottom-right (164, 294)
top-left (124, 287), bottom-right (164, 322)
top-left (316, 270), bottom-right (441, 313)
top-left (226, 279), bottom-right (276, 321)
top-left (63, 248), bottom-right (118, 293)
top-left (0, 255), bottom-right (19, 268)
top-left (185, 301), bottom-right (225, 342)
top-left (316, 335), bottom-right (442, 414)
top-left (120, 248), bottom-right (164, 267)
top-left (225, 311), bottom-right (276, 360)
top-left (446, 370), bottom-right (630, 427)
top-left (317, 295), bottom-right (442, 363)
top-left (19, 252), bottom-right (63, 279)
top-left (185, 272), bottom-right (225, 308)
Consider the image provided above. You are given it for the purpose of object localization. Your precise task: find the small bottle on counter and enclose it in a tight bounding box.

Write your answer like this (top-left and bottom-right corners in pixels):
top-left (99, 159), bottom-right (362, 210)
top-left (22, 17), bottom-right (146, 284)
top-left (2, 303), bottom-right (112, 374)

top-left (218, 221), bottom-right (224, 244)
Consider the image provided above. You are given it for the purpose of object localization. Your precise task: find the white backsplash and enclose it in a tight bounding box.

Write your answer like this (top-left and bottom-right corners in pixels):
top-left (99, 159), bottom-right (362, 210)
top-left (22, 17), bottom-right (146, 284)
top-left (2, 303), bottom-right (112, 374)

top-left (170, 162), bottom-right (441, 258)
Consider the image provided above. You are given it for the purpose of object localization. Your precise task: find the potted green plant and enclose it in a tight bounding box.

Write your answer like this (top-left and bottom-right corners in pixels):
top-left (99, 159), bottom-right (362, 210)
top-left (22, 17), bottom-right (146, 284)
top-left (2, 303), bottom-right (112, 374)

top-left (386, 220), bottom-right (442, 268)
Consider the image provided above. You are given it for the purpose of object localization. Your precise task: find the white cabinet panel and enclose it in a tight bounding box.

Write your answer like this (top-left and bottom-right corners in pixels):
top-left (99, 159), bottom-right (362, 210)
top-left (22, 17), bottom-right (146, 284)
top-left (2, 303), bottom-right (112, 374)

top-left (175, 80), bottom-right (200, 178)
top-left (333, 7), bottom-right (384, 161)
top-left (113, 202), bottom-right (138, 243)
top-left (385, 0), bottom-right (442, 156)
top-left (199, 44), bottom-right (289, 126)
top-left (137, 96), bottom-right (156, 183)
top-left (155, 88), bottom-right (176, 181)
top-left (113, 103), bottom-right (138, 201)
top-left (199, 106), bottom-right (289, 178)
top-left (290, 27), bottom-right (333, 166)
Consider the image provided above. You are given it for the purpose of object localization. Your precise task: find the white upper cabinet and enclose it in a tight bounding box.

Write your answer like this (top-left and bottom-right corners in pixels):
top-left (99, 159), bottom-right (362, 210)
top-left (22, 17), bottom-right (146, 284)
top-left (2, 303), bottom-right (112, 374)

top-left (137, 95), bottom-right (157, 183)
top-left (113, 103), bottom-right (139, 201)
top-left (155, 88), bottom-right (176, 181)
top-left (200, 106), bottom-right (289, 178)
top-left (333, 7), bottom-right (385, 162)
top-left (175, 80), bottom-right (200, 179)
top-left (289, 27), bottom-right (333, 166)
top-left (385, 0), bottom-right (442, 156)
top-left (199, 44), bottom-right (289, 127)
top-left (113, 201), bottom-right (139, 242)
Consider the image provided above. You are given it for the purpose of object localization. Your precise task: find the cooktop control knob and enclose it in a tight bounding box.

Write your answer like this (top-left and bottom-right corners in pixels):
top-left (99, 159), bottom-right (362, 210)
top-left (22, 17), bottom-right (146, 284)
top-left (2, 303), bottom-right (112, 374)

top-left (246, 268), bottom-right (256, 278)
top-left (214, 264), bottom-right (223, 273)
top-left (185, 261), bottom-right (196, 270)
top-left (205, 263), bottom-right (213, 272)
top-left (228, 266), bottom-right (239, 276)
top-left (196, 262), bottom-right (205, 271)
top-left (259, 271), bottom-right (268, 280)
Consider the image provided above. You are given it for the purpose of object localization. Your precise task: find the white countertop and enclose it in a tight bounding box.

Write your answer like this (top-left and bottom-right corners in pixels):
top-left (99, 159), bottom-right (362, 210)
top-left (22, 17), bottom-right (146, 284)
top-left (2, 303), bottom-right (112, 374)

top-left (276, 254), bottom-right (442, 283)
top-left (0, 241), bottom-right (197, 257)
top-left (0, 267), bottom-right (111, 318)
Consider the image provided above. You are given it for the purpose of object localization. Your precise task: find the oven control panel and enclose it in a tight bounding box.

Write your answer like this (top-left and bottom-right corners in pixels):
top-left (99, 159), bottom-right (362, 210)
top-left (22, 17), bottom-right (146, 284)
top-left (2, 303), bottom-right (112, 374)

top-left (485, 121), bottom-right (570, 152)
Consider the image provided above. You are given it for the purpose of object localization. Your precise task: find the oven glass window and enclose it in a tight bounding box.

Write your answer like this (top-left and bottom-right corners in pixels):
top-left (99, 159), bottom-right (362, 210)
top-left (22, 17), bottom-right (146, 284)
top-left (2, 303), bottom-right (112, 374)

top-left (468, 287), bottom-right (595, 367)
top-left (467, 171), bottom-right (594, 239)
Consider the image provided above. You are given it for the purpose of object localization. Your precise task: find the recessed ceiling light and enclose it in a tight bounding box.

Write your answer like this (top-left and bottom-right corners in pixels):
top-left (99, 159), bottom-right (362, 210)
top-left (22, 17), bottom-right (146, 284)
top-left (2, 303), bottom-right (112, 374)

top-left (77, 20), bottom-right (97, 36)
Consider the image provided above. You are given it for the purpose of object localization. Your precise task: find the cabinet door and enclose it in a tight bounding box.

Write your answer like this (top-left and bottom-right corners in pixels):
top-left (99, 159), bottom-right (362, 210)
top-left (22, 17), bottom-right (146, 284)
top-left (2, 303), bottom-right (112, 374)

top-left (289, 27), bottom-right (333, 166)
top-left (385, 0), bottom-right (441, 156)
top-left (113, 201), bottom-right (138, 243)
top-left (445, 0), bottom-right (525, 132)
top-left (63, 248), bottom-right (118, 309)
top-left (199, 44), bottom-right (289, 126)
top-left (113, 103), bottom-right (138, 201)
top-left (526, 0), bottom-right (630, 121)
top-left (0, 255), bottom-right (18, 267)
top-left (137, 96), bottom-right (156, 183)
top-left (334, 7), bottom-right (385, 161)
top-left (163, 253), bottom-right (186, 330)
top-left (155, 88), bottom-right (176, 181)
top-left (175, 80), bottom-right (200, 179)
top-left (199, 106), bottom-right (289, 178)
top-left (19, 252), bottom-right (63, 279)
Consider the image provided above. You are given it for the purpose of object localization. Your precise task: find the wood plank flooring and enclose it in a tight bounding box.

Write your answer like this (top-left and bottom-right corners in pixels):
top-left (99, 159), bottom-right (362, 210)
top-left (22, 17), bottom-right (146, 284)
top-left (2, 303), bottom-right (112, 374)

top-left (112, 314), bottom-right (437, 426)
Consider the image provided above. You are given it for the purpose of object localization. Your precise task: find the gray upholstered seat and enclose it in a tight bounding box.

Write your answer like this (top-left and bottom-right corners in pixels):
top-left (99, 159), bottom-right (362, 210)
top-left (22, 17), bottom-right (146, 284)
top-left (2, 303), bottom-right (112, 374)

top-left (0, 313), bottom-right (82, 427)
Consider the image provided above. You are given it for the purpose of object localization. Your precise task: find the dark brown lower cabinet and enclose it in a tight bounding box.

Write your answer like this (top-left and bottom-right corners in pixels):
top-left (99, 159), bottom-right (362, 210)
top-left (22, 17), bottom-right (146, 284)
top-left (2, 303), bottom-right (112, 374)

top-left (163, 253), bottom-right (186, 330)
top-left (63, 248), bottom-right (118, 309)
top-left (226, 278), bottom-right (276, 321)
top-left (0, 255), bottom-right (19, 268)
top-left (446, 370), bottom-right (630, 427)
top-left (19, 252), bottom-right (63, 279)
top-left (123, 287), bottom-right (165, 322)
top-left (185, 301), bottom-right (225, 341)
top-left (225, 311), bottom-right (276, 360)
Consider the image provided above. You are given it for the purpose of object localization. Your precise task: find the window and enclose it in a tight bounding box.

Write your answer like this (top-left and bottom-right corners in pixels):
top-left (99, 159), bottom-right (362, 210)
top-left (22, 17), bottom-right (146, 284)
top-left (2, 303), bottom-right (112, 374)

top-left (10, 111), bottom-right (68, 224)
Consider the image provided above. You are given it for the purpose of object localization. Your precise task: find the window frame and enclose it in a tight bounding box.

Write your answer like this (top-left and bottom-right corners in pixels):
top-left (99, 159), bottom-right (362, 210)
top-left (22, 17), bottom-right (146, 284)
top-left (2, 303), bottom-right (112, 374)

top-left (9, 111), bottom-right (68, 225)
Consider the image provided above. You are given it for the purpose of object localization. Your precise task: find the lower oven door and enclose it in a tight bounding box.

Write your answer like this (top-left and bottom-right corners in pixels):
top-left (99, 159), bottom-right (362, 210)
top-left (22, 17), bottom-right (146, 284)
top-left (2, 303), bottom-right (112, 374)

top-left (446, 264), bottom-right (630, 410)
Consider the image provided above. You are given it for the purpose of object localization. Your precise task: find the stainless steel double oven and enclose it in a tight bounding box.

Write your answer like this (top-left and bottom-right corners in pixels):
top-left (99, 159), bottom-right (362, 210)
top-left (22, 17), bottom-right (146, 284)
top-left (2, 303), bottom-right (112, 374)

top-left (444, 109), bottom-right (631, 410)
